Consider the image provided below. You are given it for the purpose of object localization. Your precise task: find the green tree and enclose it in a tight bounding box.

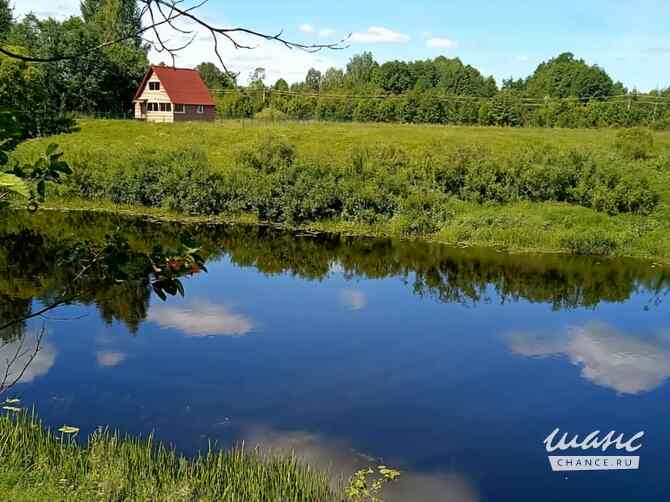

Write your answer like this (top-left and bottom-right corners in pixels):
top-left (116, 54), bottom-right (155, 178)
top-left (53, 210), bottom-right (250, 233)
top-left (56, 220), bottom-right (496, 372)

top-left (0, 0), bottom-right (12, 40)
top-left (249, 67), bottom-right (266, 89)
top-left (526, 52), bottom-right (616, 100)
top-left (273, 78), bottom-right (289, 91)
top-left (377, 61), bottom-right (414, 94)
top-left (321, 67), bottom-right (344, 90)
top-left (196, 62), bottom-right (235, 90)
top-left (345, 52), bottom-right (379, 88)
top-left (305, 68), bottom-right (322, 91)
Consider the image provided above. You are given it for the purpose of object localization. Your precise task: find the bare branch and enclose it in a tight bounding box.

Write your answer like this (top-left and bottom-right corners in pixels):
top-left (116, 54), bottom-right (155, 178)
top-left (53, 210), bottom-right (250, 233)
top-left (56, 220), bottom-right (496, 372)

top-left (0, 325), bottom-right (45, 396)
top-left (0, 0), bottom-right (347, 80)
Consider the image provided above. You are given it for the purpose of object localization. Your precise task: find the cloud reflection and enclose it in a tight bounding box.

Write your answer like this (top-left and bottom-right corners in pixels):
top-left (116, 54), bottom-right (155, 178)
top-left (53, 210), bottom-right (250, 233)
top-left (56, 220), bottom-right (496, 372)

top-left (339, 289), bottom-right (368, 311)
top-left (148, 300), bottom-right (254, 337)
top-left (507, 322), bottom-right (670, 394)
top-left (0, 334), bottom-right (56, 384)
top-left (242, 427), bottom-right (479, 502)
top-left (96, 351), bottom-right (127, 367)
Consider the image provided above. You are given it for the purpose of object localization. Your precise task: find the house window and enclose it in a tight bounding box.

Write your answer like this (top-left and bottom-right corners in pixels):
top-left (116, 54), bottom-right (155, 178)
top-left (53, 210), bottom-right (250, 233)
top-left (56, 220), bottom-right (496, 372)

top-left (149, 81), bottom-right (160, 91)
top-left (147, 102), bottom-right (158, 112)
top-left (159, 103), bottom-right (172, 112)
top-left (196, 105), bottom-right (204, 114)
top-left (175, 104), bottom-right (185, 113)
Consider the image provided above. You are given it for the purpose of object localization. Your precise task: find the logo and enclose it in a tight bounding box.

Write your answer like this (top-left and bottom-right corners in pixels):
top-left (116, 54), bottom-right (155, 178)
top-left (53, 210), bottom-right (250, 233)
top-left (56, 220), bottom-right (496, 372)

top-left (544, 428), bottom-right (643, 471)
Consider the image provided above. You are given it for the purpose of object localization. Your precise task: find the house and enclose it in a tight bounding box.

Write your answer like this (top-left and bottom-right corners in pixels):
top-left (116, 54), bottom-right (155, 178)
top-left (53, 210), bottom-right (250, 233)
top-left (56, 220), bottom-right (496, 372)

top-left (133, 65), bottom-right (215, 122)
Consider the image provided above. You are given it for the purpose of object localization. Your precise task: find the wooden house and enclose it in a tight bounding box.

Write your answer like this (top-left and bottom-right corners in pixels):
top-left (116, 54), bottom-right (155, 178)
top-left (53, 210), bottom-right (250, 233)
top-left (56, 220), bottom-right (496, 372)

top-left (133, 65), bottom-right (215, 122)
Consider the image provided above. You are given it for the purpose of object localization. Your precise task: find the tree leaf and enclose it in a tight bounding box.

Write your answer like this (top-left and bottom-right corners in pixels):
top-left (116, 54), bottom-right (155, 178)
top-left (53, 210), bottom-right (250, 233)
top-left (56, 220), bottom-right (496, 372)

top-left (46, 144), bottom-right (58, 156)
top-left (0, 173), bottom-right (30, 198)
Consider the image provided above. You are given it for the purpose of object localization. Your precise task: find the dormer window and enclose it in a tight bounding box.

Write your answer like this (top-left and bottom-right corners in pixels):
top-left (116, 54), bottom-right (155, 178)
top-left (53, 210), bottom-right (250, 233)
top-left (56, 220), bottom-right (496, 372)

top-left (149, 82), bottom-right (160, 91)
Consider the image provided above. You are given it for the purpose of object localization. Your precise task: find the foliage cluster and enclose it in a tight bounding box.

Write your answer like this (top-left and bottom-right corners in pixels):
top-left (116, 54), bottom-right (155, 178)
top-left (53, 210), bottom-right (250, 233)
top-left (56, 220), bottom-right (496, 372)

top-left (0, 0), bottom-right (148, 129)
top-left (51, 136), bottom-right (660, 235)
top-left (216, 51), bottom-right (670, 129)
top-left (217, 90), bottom-right (670, 129)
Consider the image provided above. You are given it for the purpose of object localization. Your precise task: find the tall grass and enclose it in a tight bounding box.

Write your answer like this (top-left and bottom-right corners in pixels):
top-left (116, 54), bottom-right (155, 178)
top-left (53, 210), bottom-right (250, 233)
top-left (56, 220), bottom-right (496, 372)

top-left (0, 411), bottom-right (338, 502)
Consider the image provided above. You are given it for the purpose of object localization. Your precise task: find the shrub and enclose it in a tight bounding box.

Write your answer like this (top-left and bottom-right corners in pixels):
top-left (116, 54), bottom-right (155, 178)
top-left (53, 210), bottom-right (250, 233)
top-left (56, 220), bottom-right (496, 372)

top-left (614, 127), bottom-right (654, 160)
top-left (560, 232), bottom-right (618, 256)
top-left (254, 107), bottom-right (288, 121)
top-left (238, 134), bottom-right (296, 173)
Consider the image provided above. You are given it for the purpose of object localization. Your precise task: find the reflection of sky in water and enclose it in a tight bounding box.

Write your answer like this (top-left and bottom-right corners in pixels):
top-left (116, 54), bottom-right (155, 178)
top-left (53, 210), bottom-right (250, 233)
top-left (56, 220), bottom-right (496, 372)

top-left (6, 251), bottom-right (670, 501)
top-left (147, 299), bottom-right (254, 337)
top-left (243, 427), bottom-right (479, 502)
top-left (508, 322), bottom-right (670, 394)
top-left (0, 330), bottom-right (56, 384)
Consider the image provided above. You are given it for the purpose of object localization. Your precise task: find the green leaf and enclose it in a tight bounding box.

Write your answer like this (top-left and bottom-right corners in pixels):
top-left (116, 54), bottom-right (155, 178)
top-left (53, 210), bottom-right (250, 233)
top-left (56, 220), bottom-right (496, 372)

top-left (152, 283), bottom-right (167, 301)
top-left (53, 161), bottom-right (72, 174)
top-left (2, 406), bottom-right (20, 412)
top-left (0, 173), bottom-right (30, 198)
top-left (37, 179), bottom-right (46, 199)
top-left (46, 144), bottom-right (58, 156)
top-left (0, 150), bottom-right (7, 165)
top-left (4, 398), bottom-right (20, 404)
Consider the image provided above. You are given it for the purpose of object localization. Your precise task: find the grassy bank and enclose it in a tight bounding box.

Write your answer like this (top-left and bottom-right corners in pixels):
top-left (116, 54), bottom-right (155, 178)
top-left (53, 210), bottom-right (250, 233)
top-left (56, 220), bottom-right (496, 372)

top-left (0, 412), bottom-right (337, 502)
top-left (13, 119), bottom-right (670, 261)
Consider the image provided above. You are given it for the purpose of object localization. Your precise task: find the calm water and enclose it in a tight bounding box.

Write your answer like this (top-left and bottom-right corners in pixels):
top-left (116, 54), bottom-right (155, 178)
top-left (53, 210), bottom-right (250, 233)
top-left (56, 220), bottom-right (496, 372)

top-left (2, 211), bottom-right (670, 501)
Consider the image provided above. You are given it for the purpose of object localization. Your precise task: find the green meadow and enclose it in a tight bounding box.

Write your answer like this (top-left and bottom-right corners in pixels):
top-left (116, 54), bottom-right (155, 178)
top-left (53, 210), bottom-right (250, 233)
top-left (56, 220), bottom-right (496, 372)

top-left (14, 119), bottom-right (670, 262)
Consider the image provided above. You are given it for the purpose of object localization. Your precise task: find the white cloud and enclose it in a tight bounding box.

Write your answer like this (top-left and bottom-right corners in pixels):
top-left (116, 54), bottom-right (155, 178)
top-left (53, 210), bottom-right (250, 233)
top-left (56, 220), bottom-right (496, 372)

top-left (339, 289), bottom-right (368, 311)
top-left (298, 24), bottom-right (315, 34)
top-left (426, 37), bottom-right (456, 49)
top-left (507, 322), bottom-right (670, 395)
top-left (243, 427), bottom-right (479, 502)
top-left (0, 335), bottom-right (56, 385)
top-left (148, 300), bottom-right (254, 337)
top-left (349, 27), bottom-right (410, 44)
top-left (145, 19), bottom-right (337, 85)
top-left (319, 28), bottom-right (336, 38)
top-left (96, 351), bottom-right (127, 368)
top-left (14, 0), bottom-right (79, 20)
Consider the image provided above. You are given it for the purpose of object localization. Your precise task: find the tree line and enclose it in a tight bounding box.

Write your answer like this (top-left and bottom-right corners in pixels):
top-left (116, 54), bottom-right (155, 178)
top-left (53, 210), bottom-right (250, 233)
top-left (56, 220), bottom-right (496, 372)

top-left (216, 52), bottom-right (670, 128)
top-left (1, 0), bottom-right (669, 132)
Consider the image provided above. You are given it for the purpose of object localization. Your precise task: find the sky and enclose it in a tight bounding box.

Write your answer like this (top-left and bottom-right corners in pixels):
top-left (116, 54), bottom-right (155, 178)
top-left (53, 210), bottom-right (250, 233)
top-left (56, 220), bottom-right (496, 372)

top-left (14, 0), bottom-right (670, 91)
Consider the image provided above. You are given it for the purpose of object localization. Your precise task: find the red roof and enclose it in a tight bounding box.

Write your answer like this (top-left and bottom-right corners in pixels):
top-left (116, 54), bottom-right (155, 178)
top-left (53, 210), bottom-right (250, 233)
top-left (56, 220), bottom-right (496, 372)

top-left (133, 65), bottom-right (215, 106)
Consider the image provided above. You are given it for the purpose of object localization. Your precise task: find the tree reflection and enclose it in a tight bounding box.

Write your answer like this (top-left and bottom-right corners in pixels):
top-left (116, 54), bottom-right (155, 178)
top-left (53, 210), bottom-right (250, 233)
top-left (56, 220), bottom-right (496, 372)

top-left (0, 210), bottom-right (669, 338)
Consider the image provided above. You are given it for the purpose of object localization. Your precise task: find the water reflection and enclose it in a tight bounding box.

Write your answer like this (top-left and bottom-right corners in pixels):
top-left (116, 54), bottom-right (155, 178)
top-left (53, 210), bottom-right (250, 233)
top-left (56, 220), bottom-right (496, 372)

top-left (0, 330), bottom-right (56, 384)
top-left (339, 289), bottom-right (368, 311)
top-left (96, 350), bottom-right (127, 367)
top-left (1, 210), bottom-right (669, 338)
top-left (243, 427), bottom-right (480, 502)
top-left (147, 300), bottom-right (254, 337)
top-left (508, 322), bottom-right (670, 394)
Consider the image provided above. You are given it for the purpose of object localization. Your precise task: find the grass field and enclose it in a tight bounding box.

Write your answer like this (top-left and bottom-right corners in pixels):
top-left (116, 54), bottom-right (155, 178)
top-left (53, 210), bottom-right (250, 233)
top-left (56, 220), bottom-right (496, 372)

top-left (13, 119), bottom-right (670, 262)
top-left (0, 411), bottom-right (338, 502)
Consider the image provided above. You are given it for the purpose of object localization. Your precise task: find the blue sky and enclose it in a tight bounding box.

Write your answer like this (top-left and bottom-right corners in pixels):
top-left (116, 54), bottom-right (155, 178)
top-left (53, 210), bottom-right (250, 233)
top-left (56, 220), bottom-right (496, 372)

top-left (16, 0), bottom-right (670, 90)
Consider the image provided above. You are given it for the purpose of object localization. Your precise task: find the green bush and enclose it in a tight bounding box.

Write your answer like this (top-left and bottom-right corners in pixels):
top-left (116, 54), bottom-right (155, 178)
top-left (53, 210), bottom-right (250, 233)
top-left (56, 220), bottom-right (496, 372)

top-left (560, 231), bottom-right (618, 256)
top-left (237, 134), bottom-right (296, 173)
top-left (56, 137), bottom-right (660, 232)
top-left (254, 107), bottom-right (288, 121)
top-left (614, 127), bottom-right (654, 160)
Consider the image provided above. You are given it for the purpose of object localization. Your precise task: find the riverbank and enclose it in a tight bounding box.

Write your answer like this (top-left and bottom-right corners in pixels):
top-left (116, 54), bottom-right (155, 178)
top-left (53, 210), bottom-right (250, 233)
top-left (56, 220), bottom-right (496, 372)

top-left (30, 197), bottom-right (670, 264)
top-left (0, 411), bottom-right (337, 502)
top-left (13, 119), bottom-right (670, 262)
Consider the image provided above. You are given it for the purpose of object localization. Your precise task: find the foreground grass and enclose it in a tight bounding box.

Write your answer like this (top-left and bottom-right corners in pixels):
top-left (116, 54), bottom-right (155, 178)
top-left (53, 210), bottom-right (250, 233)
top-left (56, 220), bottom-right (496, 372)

top-left (13, 119), bottom-right (670, 262)
top-left (0, 412), bottom-right (338, 502)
